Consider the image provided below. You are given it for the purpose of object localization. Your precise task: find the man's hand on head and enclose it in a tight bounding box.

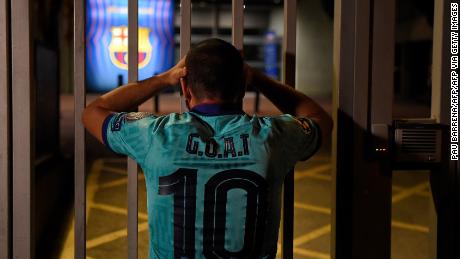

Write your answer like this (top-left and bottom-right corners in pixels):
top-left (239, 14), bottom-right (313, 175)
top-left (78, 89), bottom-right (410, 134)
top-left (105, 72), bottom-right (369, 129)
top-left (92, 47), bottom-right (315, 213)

top-left (241, 62), bottom-right (333, 144)
top-left (161, 57), bottom-right (187, 86)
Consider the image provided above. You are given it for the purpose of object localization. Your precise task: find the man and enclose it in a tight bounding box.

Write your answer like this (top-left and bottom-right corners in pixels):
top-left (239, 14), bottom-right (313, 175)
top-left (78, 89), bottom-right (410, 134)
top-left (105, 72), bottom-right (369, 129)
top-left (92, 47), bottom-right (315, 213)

top-left (82, 38), bottom-right (332, 259)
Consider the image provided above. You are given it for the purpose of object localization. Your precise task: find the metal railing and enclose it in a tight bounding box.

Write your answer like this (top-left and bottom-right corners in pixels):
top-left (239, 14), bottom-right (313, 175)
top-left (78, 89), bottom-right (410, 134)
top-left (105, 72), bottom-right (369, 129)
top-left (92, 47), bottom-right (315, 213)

top-left (0, 0), bottom-right (299, 258)
top-left (11, 0), bottom-right (34, 258)
top-left (0, 0), bottom-right (10, 258)
top-left (0, 0), bottom-right (454, 258)
top-left (74, 1), bottom-right (297, 258)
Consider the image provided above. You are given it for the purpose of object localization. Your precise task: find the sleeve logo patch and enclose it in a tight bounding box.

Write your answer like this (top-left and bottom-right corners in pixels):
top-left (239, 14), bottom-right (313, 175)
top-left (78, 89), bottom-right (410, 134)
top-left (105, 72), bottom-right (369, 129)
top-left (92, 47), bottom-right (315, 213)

top-left (297, 118), bottom-right (312, 135)
top-left (111, 112), bottom-right (127, 131)
top-left (125, 112), bottom-right (153, 122)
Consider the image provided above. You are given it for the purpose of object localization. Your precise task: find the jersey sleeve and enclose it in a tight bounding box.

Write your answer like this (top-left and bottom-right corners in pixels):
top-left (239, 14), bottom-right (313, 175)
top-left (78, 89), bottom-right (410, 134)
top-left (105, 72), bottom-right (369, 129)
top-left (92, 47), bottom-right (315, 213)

top-left (102, 112), bottom-right (158, 161)
top-left (273, 114), bottom-right (322, 163)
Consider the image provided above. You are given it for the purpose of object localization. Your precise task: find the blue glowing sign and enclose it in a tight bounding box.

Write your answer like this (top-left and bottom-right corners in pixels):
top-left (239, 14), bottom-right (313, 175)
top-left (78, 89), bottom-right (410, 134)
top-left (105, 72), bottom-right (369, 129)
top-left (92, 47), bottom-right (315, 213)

top-left (86, 0), bottom-right (174, 92)
top-left (264, 31), bottom-right (279, 79)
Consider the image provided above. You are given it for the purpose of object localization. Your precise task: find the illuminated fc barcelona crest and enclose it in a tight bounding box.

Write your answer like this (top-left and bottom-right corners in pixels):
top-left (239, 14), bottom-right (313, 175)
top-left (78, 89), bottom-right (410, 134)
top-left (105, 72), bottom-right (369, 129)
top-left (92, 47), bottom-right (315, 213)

top-left (108, 26), bottom-right (152, 70)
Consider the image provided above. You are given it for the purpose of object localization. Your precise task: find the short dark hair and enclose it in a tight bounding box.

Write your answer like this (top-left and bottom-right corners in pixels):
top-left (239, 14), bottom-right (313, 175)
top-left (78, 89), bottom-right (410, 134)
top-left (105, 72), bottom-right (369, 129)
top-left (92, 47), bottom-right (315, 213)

top-left (185, 38), bottom-right (245, 103)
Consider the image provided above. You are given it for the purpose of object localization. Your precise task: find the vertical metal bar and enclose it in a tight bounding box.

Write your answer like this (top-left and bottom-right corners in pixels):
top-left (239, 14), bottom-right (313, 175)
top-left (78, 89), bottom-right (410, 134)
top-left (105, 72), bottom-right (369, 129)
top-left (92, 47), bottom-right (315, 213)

top-left (11, 0), bottom-right (33, 257)
top-left (127, 0), bottom-right (139, 258)
top-left (283, 0), bottom-right (297, 87)
top-left (331, 0), bottom-right (356, 257)
top-left (74, 0), bottom-right (86, 258)
top-left (180, 0), bottom-right (191, 59)
top-left (212, 5), bottom-right (219, 38)
top-left (332, 0), bottom-right (393, 258)
top-left (180, 0), bottom-right (191, 112)
top-left (368, 1), bottom-right (394, 257)
top-left (281, 0), bottom-right (296, 258)
top-left (0, 0), bottom-right (10, 257)
top-left (232, 0), bottom-right (244, 50)
top-left (431, 0), bottom-right (450, 124)
top-left (371, 0), bottom-right (395, 133)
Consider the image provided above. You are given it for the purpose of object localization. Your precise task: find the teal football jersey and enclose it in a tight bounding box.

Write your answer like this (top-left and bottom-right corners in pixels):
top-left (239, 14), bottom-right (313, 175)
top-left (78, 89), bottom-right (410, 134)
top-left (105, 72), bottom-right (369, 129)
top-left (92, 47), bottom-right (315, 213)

top-left (103, 104), bottom-right (320, 259)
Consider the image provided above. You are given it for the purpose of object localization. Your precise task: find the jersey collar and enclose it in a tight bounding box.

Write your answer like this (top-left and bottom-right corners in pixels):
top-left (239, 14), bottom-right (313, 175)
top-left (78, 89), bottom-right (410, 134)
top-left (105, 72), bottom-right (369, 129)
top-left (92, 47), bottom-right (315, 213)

top-left (190, 103), bottom-right (244, 116)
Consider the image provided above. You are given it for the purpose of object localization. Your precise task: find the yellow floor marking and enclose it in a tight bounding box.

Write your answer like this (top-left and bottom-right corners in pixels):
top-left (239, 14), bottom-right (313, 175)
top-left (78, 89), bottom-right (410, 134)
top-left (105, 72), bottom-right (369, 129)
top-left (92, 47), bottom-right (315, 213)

top-left (86, 222), bottom-right (149, 249)
top-left (103, 166), bottom-right (129, 175)
top-left (391, 220), bottom-right (429, 233)
top-left (89, 202), bottom-right (148, 221)
top-left (417, 191), bottom-right (431, 197)
top-left (306, 174), bottom-right (332, 181)
top-left (293, 225), bottom-right (331, 247)
top-left (295, 164), bottom-right (332, 181)
top-left (393, 184), bottom-right (431, 197)
top-left (294, 202), bottom-right (429, 233)
top-left (392, 182), bottom-right (430, 203)
top-left (99, 173), bottom-right (145, 189)
top-left (293, 247), bottom-right (330, 259)
top-left (87, 159), bottom-right (104, 216)
top-left (59, 159), bottom-right (104, 259)
top-left (294, 202), bottom-right (331, 215)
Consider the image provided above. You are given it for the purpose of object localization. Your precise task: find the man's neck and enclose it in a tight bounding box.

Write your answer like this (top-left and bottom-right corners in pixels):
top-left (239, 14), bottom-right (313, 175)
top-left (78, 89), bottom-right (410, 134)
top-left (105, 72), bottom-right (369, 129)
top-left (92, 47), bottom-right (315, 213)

top-left (190, 98), bottom-right (242, 109)
top-left (189, 101), bottom-right (244, 116)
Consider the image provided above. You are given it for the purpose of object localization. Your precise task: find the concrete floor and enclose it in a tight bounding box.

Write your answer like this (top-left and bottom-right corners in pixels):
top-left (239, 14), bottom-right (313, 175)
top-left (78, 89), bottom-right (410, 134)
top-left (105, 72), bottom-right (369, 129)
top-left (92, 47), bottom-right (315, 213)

top-left (58, 93), bottom-right (435, 259)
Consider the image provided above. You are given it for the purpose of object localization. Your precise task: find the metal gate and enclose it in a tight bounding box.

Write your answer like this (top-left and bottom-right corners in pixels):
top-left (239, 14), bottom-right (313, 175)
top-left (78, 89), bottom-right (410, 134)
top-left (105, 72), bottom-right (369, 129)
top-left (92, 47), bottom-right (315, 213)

top-left (0, 0), bottom-right (454, 258)
top-left (74, 1), bottom-right (297, 258)
top-left (0, 0), bottom-right (297, 257)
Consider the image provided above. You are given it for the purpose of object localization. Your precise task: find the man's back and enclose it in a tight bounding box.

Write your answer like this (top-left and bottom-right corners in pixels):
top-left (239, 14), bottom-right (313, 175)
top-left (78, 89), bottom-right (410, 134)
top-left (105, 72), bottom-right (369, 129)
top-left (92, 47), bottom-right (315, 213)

top-left (103, 104), bottom-right (320, 259)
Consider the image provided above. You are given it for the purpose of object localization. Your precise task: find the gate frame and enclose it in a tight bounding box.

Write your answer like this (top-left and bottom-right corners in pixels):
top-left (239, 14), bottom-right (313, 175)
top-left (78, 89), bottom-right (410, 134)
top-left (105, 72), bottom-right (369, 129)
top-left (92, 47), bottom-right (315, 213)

top-left (74, 0), bottom-right (301, 258)
top-left (11, 0), bottom-right (35, 258)
top-left (0, 0), bottom-right (11, 258)
top-left (74, 0), bottom-right (86, 258)
top-left (332, 0), bottom-right (395, 258)
top-left (127, 0), bottom-right (139, 258)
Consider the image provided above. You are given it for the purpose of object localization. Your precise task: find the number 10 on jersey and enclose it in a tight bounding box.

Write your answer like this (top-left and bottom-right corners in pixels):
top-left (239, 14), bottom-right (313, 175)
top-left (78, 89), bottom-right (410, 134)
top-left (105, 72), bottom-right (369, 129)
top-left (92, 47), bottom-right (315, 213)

top-left (158, 168), bottom-right (268, 258)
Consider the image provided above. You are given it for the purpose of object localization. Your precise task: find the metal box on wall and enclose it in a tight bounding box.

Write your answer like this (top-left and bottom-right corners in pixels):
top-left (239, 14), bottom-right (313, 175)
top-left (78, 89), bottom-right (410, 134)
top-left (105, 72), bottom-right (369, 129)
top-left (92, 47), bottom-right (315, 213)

top-left (393, 119), bottom-right (443, 165)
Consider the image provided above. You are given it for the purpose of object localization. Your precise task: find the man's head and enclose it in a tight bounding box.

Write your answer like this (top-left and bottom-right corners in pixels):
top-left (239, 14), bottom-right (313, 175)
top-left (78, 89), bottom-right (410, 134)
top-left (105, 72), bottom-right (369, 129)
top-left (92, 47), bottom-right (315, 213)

top-left (181, 38), bottom-right (245, 107)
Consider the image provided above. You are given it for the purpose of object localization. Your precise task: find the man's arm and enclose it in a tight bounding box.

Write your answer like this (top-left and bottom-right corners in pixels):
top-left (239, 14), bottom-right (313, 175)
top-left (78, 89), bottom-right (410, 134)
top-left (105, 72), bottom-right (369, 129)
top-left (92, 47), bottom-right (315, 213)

top-left (82, 58), bottom-right (186, 143)
top-left (246, 65), bottom-right (333, 143)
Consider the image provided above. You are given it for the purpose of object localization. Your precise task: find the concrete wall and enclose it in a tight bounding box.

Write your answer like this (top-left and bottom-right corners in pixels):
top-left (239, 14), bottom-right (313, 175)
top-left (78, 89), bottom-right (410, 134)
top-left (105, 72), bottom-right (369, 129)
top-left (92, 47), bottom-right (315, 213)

top-left (174, 6), bottom-right (270, 29)
top-left (269, 0), bottom-right (333, 97)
